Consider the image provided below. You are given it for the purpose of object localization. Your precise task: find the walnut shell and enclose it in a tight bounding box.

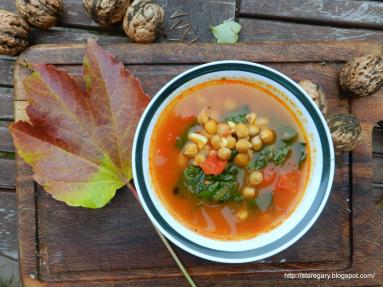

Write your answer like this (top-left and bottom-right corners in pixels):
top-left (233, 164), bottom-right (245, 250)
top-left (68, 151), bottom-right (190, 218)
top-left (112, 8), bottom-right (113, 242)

top-left (327, 113), bottom-right (362, 154)
top-left (339, 55), bottom-right (383, 97)
top-left (0, 10), bottom-right (29, 56)
top-left (16, 0), bottom-right (63, 29)
top-left (299, 79), bottom-right (328, 116)
top-left (123, 0), bottom-right (164, 43)
top-left (83, 0), bottom-right (131, 26)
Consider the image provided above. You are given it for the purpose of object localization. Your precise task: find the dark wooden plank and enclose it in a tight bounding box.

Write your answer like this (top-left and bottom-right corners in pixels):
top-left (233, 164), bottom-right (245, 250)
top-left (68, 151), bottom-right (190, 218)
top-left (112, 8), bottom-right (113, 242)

top-left (0, 88), bottom-right (13, 121)
top-left (372, 127), bottom-right (383, 154)
top-left (0, 158), bottom-right (15, 188)
top-left (349, 92), bottom-right (383, 286)
top-left (0, 0), bottom-right (236, 40)
top-left (0, 121), bottom-right (14, 152)
top-left (239, 0), bottom-right (383, 29)
top-left (13, 42), bottom-right (383, 286)
top-left (15, 41), bottom-right (383, 68)
top-left (373, 153), bottom-right (383, 183)
top-left (15, 62), bottom-right (346, 101)
top-left (0, 59), bottom-right (14, 87)
top-left (239, 18), bottom-right (383, 42)
top-left (29, 27), bottom-right (129, 45)
top-left (0, 190), bottom-right (17, 260)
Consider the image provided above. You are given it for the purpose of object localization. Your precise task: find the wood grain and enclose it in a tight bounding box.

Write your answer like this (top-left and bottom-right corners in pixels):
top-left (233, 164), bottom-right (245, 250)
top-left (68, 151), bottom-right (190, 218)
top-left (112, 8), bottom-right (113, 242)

top-left (239, 18), bottom-right (383, 42)
top-left (0, 158), bottom-right (15, 188)
top-left (0, 121), bottom-right (14, 152)
top-left (0, 88), bottom-right (13, 120)
top-left (0, 59), bottom-right (14, 87)
top-left (239, 0), bottom-right (383, 29)
top-left (0, 191), bottom-right (17, 260)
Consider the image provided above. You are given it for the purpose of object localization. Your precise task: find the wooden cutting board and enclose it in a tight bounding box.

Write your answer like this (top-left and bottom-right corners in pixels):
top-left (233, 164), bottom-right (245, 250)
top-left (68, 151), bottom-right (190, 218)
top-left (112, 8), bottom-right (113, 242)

top-left (14, 41), bottom-right (383, 286)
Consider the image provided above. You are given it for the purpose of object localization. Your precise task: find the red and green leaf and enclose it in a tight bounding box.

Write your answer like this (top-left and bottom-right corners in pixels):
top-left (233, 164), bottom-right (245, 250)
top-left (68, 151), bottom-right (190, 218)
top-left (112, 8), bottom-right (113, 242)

top-left (10, 39), bottom-right (150, 208)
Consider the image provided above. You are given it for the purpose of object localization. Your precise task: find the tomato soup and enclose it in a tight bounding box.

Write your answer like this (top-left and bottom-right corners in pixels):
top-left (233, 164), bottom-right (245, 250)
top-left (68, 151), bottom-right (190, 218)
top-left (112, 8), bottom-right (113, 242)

top-left (149, 79), bottom-right (310, 240)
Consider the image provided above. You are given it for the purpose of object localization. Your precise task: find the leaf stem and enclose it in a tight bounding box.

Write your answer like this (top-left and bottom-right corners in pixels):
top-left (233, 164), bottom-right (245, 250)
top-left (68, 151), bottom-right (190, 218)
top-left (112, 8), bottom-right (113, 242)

top-left (127, 183), bottom-right (197, 287)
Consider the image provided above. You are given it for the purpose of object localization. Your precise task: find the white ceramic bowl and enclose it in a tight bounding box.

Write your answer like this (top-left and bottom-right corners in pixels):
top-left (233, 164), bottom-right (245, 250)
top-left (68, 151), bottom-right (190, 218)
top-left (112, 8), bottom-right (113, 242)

top-left (133, 61), bottom-right (335, 263)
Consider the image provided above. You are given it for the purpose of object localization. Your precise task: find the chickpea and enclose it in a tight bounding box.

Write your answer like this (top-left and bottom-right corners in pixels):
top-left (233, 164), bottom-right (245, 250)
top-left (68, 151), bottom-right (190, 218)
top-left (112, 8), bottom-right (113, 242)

top-left (217, 123), bottom-right (232, 136)
top-left (227, 121), bottom-right (236, 129)
top-left (248, 171), bottom-right (263, 186)
top-left (235, 123), bottom-right (249, 138)
top-left (234, 153), bottom-right (250, 167)
top-left (260, 128), bottom-right (275, 144)
top-left (256, 117), bottom-right (269, 128)
top-left (236, 138), bottom-right (252, 153)
top-left (248, 124), bottom-right (260, 137)
top-left (188, 132), bottom-right (208, 149)
top-left (251, 135), bottom-right (263, 151)
top-left (242, 186), bottom-right (256, 199)
top-left (204, 119), bottom-right (218, 134)
top-left (246, 113), bottom-right (256, 124)
top-left (183, 142), bottom-right (198, 158)
top-left (235, 208), bottom-right (249, 221)
top-left (226, 136), bottom-right (236, 149)
top-left (193, 153), bottom-right (206, 166)
top-left (218, 147), bottom-right (232, 160)
top-left (197, 109), bottom-right (209, 125)
top-left (210, 134), bottom-right (222, 149)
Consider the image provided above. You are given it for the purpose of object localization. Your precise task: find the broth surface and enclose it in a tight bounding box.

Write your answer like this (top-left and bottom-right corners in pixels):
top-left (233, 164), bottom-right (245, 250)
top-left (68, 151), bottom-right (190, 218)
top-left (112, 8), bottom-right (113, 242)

top-left (150, 79), bottom-right (310, 240)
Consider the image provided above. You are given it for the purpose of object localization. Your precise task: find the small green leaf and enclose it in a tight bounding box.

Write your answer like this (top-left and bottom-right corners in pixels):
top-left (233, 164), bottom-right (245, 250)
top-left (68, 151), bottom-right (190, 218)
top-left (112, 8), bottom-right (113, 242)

top-left (210, 20), bottom-right (241, 44)
top-left (224, 106), bottom-right (250, 124)
top-left (273, 144), bottom-right (290, 165)
top-left (248, 146), bottom-right (274, 170)
top-left (256, 191), bottom-right (273, 212)
top-left (282, 127), bottom-right (297, 143)
top-left (297, 142), bottom-right (307, 168)
top-left (223, 20), bottom-right (241, 33)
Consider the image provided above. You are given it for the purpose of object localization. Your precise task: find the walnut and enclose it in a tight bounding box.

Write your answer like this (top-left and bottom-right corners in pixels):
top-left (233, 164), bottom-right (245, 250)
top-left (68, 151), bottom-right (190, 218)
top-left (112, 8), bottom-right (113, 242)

top-left (0, 10), bottom-right (29, 56)
top-left (299, 79), bottom-right (328, 116)
top-left (83, 0), bottom-right (131, 26)
top-left (340, 55), bottom-right (383, 97)
top-left (16, 0), bottom-right (63, 29)
top-left (123, 0), bottom-right (164, 43)
top-left (327, 113), bottom-right (362, 154)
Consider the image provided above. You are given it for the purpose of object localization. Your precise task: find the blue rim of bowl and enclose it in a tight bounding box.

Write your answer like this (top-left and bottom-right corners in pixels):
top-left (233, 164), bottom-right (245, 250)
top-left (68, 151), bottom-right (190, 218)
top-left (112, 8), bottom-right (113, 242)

top-left (133, 61), bottom-right (334, 263)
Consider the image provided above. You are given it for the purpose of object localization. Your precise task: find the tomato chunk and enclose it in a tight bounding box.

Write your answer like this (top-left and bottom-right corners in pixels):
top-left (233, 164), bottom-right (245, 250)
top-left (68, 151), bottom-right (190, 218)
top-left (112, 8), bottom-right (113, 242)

top-left (200, 152), bottom-right (227, 175)
top-left (275, 171), bottom-right (301, 192)
top-left (258, 167), bottom-right (277, 188)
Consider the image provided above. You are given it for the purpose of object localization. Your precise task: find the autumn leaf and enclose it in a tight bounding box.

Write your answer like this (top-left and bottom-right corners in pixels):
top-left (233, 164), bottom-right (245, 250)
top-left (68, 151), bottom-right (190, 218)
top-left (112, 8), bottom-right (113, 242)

top-left (10, 39), bottom-right (150, 208)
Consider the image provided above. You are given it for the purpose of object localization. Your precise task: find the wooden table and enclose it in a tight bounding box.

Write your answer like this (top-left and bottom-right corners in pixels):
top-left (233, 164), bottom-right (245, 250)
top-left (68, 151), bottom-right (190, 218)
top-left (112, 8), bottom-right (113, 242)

top-left (0, 0), bottom-right (382, 286)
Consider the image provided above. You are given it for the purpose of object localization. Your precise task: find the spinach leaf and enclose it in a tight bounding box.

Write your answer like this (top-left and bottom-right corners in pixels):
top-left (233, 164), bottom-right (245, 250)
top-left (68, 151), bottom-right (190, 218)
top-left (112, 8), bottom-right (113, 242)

top-left (248, 147), bottom-right (274, 170)
top-left (182, 164), bottom-right (242, 203)
top-left (224, 106), bottom-right (250, 124)
top-left (255, 191), bottom-right (273, 212)
top-left (297, 142), bottom-right (307, 168)
top-left (273, 144), bottom-right (290, 166)
top-left (282, 127), bottom-right (297, 143)
top-left (175, 122), bottom-right (197, 149)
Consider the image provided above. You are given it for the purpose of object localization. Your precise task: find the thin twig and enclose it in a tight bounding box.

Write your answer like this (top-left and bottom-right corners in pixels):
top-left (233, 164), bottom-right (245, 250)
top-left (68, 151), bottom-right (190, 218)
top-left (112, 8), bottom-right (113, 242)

top-left (169, 19), bottom-right (183, 31)
top-left (174, 23), bottom-right (191, 30)
top-left (170, 9), bottom-right (190, 19)
top-left (180, 25), bottom-right (192, 43)
top-left (154, 227), bottom-right (197, 287)
top-left (168, 39), bottom-right (181, 42)
top-left (188, 36), bottom-right (200, 43)
top-left (170, 9), bottom-right (181, 19)
top-left (127, 183), bottom-right (197, 287)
